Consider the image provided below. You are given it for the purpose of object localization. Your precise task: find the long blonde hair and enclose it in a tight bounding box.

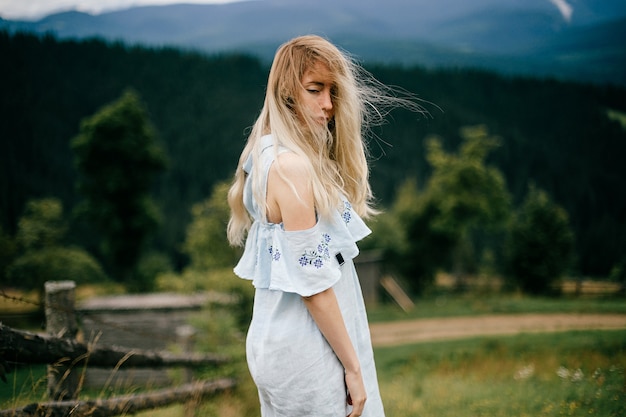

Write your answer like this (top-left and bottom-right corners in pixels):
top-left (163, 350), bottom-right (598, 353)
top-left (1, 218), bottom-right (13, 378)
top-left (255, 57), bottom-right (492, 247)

top-left (227, 35), bottom-right (426, 246)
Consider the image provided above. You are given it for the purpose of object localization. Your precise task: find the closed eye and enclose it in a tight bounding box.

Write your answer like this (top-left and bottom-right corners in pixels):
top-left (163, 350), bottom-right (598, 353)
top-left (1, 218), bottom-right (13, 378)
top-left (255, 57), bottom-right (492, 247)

top-left (305, 81), bottom-right (324, 94)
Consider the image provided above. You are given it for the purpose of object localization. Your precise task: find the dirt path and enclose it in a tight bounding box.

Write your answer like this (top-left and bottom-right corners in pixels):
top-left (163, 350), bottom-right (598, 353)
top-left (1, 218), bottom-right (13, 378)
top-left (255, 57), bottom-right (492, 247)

top-left (369, 313), bottom-right (626, 347)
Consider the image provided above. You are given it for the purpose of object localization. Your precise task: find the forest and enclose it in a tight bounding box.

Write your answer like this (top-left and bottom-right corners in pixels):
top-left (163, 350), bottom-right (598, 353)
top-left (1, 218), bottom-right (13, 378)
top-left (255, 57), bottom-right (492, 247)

top-left (1, 30), bottom-right (625, 288)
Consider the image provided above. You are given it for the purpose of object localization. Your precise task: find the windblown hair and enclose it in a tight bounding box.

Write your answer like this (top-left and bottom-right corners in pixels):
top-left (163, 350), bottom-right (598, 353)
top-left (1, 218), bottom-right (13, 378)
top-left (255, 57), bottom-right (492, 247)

top-left (227, 35), bottom-right (426, 246)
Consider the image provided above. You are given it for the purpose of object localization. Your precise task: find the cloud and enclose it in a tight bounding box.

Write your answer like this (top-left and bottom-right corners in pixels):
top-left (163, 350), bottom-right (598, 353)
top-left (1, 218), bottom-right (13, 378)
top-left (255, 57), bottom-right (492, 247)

top-left (548, 0), bottom-right (573, 23)
top-left (0, 0), bottom-right (241, 21)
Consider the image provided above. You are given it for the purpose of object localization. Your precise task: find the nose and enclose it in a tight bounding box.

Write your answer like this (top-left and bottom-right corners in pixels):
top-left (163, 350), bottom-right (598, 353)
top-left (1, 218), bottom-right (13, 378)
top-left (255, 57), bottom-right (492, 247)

top-left (320, 90), bottom-right (333, 113)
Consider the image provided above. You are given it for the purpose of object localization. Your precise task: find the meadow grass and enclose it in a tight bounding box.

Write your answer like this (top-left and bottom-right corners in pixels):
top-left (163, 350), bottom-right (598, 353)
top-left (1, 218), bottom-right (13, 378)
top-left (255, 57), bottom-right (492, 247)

top-left (376, 330), bottom-right (626, 417)
top-left (368, 292), bottom-right (626, 322)
top-left (4, 329), bottom-right (623, 416)
top-left (0, 364), bottom-right (47, 409)
top-left (2, 281), bottom-right (625, 416)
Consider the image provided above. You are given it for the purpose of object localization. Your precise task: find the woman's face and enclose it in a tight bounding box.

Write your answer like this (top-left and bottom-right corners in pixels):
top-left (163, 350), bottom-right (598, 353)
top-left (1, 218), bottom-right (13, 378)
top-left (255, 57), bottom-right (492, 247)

top-left (298, 61), bottom-right (336, 126)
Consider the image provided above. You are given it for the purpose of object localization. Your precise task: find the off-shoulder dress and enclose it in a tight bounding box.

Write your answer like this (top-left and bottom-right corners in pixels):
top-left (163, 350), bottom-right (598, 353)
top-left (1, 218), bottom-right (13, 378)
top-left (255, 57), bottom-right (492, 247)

top-left (234, 135), bottom-right (385, 416)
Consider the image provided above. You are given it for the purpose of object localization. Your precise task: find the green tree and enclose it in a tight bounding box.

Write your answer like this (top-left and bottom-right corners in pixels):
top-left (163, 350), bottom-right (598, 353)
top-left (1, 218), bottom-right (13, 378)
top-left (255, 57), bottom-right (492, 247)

top-left (16, 198), bottom-right (66, 251)
top-left (160, 182), bottom-right (249, 330)
top-left (505, 185), bottom-right (575, 295)
top-left (422, 126), bottom-right (511, 286)
top-left (183, 181), bottom-right (241, 270)
top-left (71, 90), bottom-right (167, 287)
top-left (8, 247), bottom-right (108, 292)
top-left (4, 31), bottom-right (626, 279)
top-left (385, 126), bottom-right (511, 294)
top-left (367, 178), bottom-right (453, 294)
top-left (6, 198), bottom-right (107, 297)
top-left (133, 251), bottom-right (174, 293)
top-left (363, 178), bottom-right (418, 254)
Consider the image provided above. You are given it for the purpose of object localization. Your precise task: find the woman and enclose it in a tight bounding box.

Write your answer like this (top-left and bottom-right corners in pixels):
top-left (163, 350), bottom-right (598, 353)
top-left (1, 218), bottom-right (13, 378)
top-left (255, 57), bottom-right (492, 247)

top-left (228, 35), bottom-right (422, 417)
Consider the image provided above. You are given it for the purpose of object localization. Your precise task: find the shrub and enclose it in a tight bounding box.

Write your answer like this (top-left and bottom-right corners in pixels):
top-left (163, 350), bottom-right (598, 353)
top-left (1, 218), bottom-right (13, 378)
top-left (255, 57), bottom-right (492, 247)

top-left (505, 185), bottom-right (575, 294)
top-left (7, 246), bottom-right (108, 295)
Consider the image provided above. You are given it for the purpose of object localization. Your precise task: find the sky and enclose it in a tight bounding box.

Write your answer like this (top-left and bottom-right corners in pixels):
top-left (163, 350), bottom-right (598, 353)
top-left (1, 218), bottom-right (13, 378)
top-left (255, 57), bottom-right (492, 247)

top-left (0, 0), bottom-right (574, 22)
top-left (0, 0), bottom-right (244, 20)
top-left (549, 0), bottom-right (573, 22)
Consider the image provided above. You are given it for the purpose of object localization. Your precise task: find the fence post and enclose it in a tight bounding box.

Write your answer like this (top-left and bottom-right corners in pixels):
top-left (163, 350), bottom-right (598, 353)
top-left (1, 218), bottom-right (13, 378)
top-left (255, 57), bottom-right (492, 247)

top-left (177, 324), bottom-right (198, 417)
top-left (45, 280), bottom-right (79, 401)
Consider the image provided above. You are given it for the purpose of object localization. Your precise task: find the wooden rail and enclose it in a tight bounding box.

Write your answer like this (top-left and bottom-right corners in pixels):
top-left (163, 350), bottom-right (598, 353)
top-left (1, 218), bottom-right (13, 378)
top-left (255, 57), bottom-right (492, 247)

top-left (0, 379), bottom-right (236, 417)
top-left (0, 324), bottom-right (228, 369)
top-left (0, 281), bottom-right (235, 417)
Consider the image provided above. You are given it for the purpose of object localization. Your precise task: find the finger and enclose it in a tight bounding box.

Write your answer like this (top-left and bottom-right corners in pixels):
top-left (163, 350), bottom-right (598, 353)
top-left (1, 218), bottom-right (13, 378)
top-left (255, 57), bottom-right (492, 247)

top-left (348, 400), bottom-right (365, 417)
top-left (348, 405), bottom-right (363, 417)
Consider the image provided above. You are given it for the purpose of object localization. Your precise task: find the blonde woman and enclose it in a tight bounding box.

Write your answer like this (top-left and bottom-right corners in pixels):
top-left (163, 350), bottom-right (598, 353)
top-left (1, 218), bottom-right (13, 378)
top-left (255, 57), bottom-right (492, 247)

top-left (228, 35), bottom-right (423, 416)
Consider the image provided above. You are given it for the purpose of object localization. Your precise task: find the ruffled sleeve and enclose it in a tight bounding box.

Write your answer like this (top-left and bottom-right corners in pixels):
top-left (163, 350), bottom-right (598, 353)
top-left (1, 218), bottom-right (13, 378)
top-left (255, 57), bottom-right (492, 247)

top-left (234, 199), bottom-right (371, 297)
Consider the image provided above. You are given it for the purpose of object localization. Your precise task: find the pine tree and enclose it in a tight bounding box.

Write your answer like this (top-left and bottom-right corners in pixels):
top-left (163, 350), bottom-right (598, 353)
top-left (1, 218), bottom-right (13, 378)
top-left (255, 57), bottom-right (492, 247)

top-left (71, 90), bottom-right (167, 288)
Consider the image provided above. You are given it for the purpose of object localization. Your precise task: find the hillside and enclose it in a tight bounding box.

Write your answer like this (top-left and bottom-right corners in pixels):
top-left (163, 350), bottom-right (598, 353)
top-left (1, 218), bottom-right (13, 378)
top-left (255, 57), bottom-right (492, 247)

top-left (1, 31), bottom-right (625, 276)
top-left (1, 0), bottom-right (626, 86)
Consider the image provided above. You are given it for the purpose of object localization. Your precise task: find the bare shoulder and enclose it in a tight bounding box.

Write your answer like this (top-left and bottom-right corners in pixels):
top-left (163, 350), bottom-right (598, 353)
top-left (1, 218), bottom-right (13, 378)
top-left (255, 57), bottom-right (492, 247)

top-left (273, 152), bottom-right (309, 178)
top-left (267, 151), bottom-right (315, 228)
top-left (269, 152), bottom-right (312, 189)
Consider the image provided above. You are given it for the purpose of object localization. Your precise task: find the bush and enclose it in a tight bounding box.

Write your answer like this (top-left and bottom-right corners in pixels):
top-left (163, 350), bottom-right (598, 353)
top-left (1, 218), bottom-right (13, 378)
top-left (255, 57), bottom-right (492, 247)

top-left (505, 185), bottom-right (575, 295)
top-left (128, 251), bottom-right (174, 292)
top-left (7, 246), bottom-right (108, 293)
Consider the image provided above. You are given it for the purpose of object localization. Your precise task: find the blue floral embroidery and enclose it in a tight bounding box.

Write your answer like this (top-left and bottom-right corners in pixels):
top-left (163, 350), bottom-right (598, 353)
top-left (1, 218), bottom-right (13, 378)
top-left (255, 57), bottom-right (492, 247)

top-left (298, 233), bottom-right (331, 269)
top-left (341, 201), bottom-right (352, 224)
top-left (269, 245), bottom-right (281, 261)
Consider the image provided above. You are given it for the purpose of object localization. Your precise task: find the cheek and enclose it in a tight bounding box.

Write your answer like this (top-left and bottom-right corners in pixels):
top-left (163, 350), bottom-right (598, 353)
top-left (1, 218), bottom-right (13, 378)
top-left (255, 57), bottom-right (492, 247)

top-left (300, 97), bottom-right (317, 114)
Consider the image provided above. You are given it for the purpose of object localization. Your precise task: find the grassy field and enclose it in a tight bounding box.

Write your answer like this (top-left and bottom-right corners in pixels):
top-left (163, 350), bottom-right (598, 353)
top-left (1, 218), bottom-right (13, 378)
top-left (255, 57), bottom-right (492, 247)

top-left (376, 330), bottom-right (626, 417)
top-left (3, 329), bottom-right (624, 416)
top-left (368, 292), bottom-right (626, 322)
top-left (1, 286), bottom-right (625, 416)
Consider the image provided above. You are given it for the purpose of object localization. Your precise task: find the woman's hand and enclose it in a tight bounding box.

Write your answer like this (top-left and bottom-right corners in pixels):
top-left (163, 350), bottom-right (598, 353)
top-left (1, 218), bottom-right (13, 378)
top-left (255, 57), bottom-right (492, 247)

top-left (345, 368), bottom-right (367, 417)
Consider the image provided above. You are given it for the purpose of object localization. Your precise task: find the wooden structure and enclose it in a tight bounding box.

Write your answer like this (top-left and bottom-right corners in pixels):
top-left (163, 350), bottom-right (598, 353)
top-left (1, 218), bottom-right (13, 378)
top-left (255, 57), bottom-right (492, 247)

top-left (44, 281), bottom-right (80, 400)
top-left (0, 282), bottom-right (235, 417)
top-left (354, 249), bottom-right (383, 306)
top-left (77, 292), bottom-right (225, 388)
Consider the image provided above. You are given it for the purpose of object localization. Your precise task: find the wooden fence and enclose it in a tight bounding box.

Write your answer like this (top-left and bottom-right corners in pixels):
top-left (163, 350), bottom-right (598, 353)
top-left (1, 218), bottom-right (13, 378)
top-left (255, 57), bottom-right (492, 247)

top-left (77, 291), bottom-right (233, 389)
top-left (0, 281), bottom-right (236, 417)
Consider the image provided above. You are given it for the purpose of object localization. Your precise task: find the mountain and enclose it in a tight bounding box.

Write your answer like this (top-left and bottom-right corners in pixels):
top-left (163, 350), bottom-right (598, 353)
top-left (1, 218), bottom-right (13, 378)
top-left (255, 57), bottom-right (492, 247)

top-left (1, 0), bottom-right (626, 84)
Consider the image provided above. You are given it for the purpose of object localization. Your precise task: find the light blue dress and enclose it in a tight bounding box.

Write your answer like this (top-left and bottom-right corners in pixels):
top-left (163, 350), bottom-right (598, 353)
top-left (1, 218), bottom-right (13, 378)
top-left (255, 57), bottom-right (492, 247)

top-left (234, 135), bottom-right (385, 416)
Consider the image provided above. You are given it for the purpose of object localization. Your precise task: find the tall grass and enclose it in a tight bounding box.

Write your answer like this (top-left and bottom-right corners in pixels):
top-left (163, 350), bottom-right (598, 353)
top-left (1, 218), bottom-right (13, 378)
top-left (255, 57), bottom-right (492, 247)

top-left (376, 330), bottom-right (626, 417)
top-left (4, 330), bottom-right (624, 416)
top-left (0, 364), bottom-right (47, 409)
top-left (2, 279), bottom-right (625, 416)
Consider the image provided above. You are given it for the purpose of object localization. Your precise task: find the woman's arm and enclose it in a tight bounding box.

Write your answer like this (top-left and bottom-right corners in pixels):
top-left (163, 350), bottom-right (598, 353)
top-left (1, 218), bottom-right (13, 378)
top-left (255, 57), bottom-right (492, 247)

top-left (302, 288), bottom-right (367, 415)
top-left (267, 153), bottom-right (367, 416)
